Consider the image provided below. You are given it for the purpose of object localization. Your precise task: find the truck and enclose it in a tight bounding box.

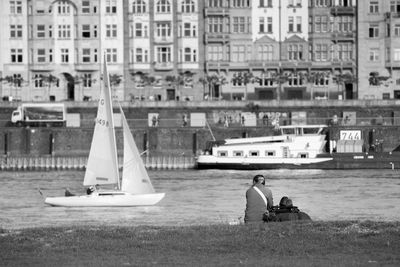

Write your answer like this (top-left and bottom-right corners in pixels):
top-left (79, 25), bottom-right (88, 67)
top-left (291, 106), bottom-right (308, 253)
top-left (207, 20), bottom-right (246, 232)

top-left (11, 103), bottom-right (66, 127)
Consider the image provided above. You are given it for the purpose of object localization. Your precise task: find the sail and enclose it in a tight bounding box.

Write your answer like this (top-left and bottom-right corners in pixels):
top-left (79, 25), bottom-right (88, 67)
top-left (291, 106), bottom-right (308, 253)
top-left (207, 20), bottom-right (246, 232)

top-left (120, 106), bottom-right (155, 194)
top-left (83, 60), bottom-right (119, 187)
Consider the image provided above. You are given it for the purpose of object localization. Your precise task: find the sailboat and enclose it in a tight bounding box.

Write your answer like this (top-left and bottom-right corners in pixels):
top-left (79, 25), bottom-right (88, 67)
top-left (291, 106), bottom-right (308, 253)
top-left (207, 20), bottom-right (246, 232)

top-left (44, 60), bottom-right (165, 207)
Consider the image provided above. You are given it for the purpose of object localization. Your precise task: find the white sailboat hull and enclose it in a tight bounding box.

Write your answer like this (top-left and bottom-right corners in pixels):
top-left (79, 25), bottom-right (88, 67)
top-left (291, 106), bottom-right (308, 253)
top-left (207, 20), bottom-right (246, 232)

top-left (44, 192), bottom-right (165, 207)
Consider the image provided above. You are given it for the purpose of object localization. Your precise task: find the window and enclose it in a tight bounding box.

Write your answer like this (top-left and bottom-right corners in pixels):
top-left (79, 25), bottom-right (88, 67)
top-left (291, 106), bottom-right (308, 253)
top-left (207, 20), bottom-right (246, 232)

top-left (58, 1), bottom-right (70, 14)
top-left (217, 151), bottom-right (227, 157)
top-left (61, 48), bottom-right (69, 63)
top-left (232, 0), bottom-right (250, 7)
top-left (391, 0), bottom-right (400, 12)
top-left (369, 1), bottom-right (379, 13)
top-left (106, 24), bottom-right (117, 38)
top-left (135, 23), bottom-right (143, 37)
top-left (11, 49), bottom-right (23, 63)
top-left (106, 0), bottom-right (117, 13)
top-left (83, 73), bottom-right (92, 87)
top-left (10, 25), bottom-right (23, 38)
top-left (395, 24), bottom-right (400, 36)
top-left (136, 48), bottom-right (143, 62)
top-left (288, 44), bottom-right (303, 60)
top-left (369, 24), bottom-right (379, 38)
top-left (258, 45), bottom-right (273, 61)
top-left (394, 48), bottom-right (400, 61)
top-left (82, 24), bottom-right (91, 38)
top-left (233, 151), bottom-right (243, 156)
top-left (58, 25), bottom-right (71, 38)
top-left (156, 23), bottom-right (171, 37)
top-left (267, 17), bottom-right (273, 33)
top-left (34, 74), bottom-right (44, 87)
top-left (208, 17), bottom-right (223, 33)
top-left (259, 17), bottom-right (265, 33)
top-left (260, 0), bottom-right (273, 7)
top-left (181, 0), bottom-right (195, 13)
top-left (369, 48), bottom-right (379, 61)
top-left (207, 45), bottom-right (223, 61)
top-left (133, 0), bottom-right (146, 13)
top-left (338, 43), bottom-right (353, 60)
top-left (49, 49), bottom-right (53, 62)
top-left (265, 151), bottom-right (275, 156)
top-left (156, 0), bottom-right (171, 13)
top-left (37, 49), bottom-right (46, 62)
top-left (315, 44), bottom-right (328, 61)
top-left (232, 45), bottom-right (246, 62)
top-left (183, 47), bottom-right (196, 62)
top-left (106, 48), bottom-right (117, 63)
top-left (208, 0), bottom-right (223, 7)
top-left (82, 0), bottom-right (90, 13)
top-left (10, 1), bottom-right (22, 14)
top-left (233, 17), bottom-right (246, 33)
top-left (296, 16), bottom-right (302, 32)
top-left (183, 23), bottom-right (192, 37)
top-left (249, 151), bottom-right (259, 157)
top-left (37, 25), bottom-right (45, 38)
top-left (289, 17), bottom-right (294, 32)
top-left (12, 74), bottom-right (22, 87)
top-left (156, 47), bottom-right (171, 62)
top-left (82, 48), bottom-right (91, 63)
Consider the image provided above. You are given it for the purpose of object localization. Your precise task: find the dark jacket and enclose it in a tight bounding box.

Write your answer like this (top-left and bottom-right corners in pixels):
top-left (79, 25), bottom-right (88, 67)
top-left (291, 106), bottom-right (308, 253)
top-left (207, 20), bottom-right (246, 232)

top-left (244, 184), bottom-right (273, 223)
top-left (275, 207), bottom-right (311, 222)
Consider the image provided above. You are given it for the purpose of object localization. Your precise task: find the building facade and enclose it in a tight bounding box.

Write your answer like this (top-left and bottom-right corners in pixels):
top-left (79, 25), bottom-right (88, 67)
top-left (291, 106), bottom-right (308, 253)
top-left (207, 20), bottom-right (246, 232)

top-left (1, 0), bottom-right (400, 102)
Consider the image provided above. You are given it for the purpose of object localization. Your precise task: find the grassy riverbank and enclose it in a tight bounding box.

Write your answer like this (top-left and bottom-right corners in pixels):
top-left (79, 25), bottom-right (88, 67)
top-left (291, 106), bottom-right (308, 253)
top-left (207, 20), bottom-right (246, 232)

top-left (1, 221), bottom-right (399, 266)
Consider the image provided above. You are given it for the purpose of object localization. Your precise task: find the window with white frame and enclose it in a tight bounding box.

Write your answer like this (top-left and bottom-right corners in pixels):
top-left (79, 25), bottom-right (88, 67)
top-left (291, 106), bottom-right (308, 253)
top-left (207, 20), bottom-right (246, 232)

top-left (232, 0), bottom-right (250, 7)
top-left (233, 151), bottom-right (243, 157)
top-left (394, 48), bottom-right (400, 61)
top-left (49, 25), bottom-right (52, 38)
top-left (217, 151), bottom-right (227, 157)
top-left (82, 48), bottom-right (91, 63)
top-left (395, 24), bottom-right (400, 36)
top-left (338, 43), bottom-right (352, 60)
top-left (49, 49), bottom-right (53, 62)
top-left (135, 48), bottom-right (148, 62)
top-left (369, 48), bottom-right (379, 61)
top-left (106, 24), bottom-right (117, 38)
top-left (183, 47), bottom-right (196, 62)
top-left (249, 151), bottom-right (259, 157)
top-left (259, 17), bottom-right (265, 33)
top-left (11, 48), bottom-right (23, 63)
top-left (208, 17), bottom-right (223, 33)
top-left (391, 0), bottom-right (400, 12)
top-left (315, 44), bottom-right (328, 61)
top-left (369, 24), bottom-right (379, 38)
top-left (58, 1), bottom-right (70, 14)
top-left (10, 1), bottom-right (22, 14)
top-left (265, 151), bottom-right (275, 156)
top-left (133, 0), bottom-right (146, 13)
top-left (34, 74), bottom-right (44, 87)
top-left (267, 17), bottom-right (273, 32)
top-left (288, 44), bottom-right (303, 60)
top-left (37, 25), bottom-right (45, 38)
top-left (58, 25), bottom-right (71, 38)
top-left (156, 23), bottom-right (171, 37)
top-left (157, 47), bottom-right (171, 62)
top-left (231, 45), bottom-right (246, 62)
top-left (296, 16), bottom-right (302, 32)
top-left (61, 48), bottom-right (69, 63)
top-left (181, 0), bottom-right (195, 13)
top-left (83, 73), bottom-right (92, 87)
top-left (183, 23), bottom-right (192, 37)
top-left (105, 0), bottom-right (117, 13)
top-left (82, 0), bottom-right (90, 13)
top-left (369, 1), bottom-right (379, 13)
top-left (208, 0), bottom-right (223, 7)
top-left (37, 49), bottom-right (46, 63)
top-left (106, 48), bottom-right (117, 63)
top-left (10, 25), bottom-right (23, 38)
top-left (232, 17), bottom-right (246, 33)
top-left (258, 45), bottom-right (273, 61)
top-left (156, 0), bottom-right (171, 13)
top-left (82, 24), bottom-right (91, 38)
top-left (207, 45), bottom-right (223, 61)
top-left (288, 73), bottom-right (303, 86)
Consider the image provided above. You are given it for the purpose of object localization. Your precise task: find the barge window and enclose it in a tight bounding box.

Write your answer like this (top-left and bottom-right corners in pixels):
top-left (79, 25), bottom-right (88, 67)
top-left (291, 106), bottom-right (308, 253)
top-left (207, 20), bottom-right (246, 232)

top-left (217, 151), bottom-right (228, 157)
top-left (265, 151), bottom-right (275, 156)
top-left (282, 128), bottom-right (296, 135)
top-left (233, 151), bottom-right (243, 156)
top-left (249, 151), bottom-right (259, 157)
top-left (303, 127), bottom-right (320, 134)
top-left (298, 153), bottom-right (309, 158)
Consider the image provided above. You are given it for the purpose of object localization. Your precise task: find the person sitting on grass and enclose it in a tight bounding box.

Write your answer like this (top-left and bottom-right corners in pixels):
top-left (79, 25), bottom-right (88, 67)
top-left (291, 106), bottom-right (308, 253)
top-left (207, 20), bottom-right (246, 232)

top-left (244, 174), bottom-right (273, 224)
top-left (274, 196), bottom-right (311, 222)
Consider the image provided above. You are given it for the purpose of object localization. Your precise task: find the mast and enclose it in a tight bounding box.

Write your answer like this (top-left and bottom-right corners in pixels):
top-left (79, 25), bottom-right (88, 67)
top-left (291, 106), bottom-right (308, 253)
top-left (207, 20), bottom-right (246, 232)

top-left (103, 54), bottom-right (120, 189)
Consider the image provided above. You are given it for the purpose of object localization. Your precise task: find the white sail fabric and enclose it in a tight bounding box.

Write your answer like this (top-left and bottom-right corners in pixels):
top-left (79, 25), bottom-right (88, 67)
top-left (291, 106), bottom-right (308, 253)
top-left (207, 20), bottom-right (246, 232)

top-left (83, 61), bottom-right (119, 187)
top-left (120, 106), bottom-right (155, 194)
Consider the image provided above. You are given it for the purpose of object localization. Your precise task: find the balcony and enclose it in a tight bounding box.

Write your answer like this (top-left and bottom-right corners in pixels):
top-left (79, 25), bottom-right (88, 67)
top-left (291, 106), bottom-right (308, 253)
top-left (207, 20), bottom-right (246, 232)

top-left (385, 60), bottom-right (400, 69)
top-left (330, 6), bottom-right (355, 16)
top-left (385, 12), bottom-right (400, 20)
top-left (204, 7), bottom-right (229, 17)
top-left (74, 63), bottom-right (100, 71)
top-left (204, 33), bottom-right (230, 43)
top-left (29, 63), bottom-right (55, 72)
top-left (331, 32), bottom-right (356, 42)
top-left (154, 62), bottom-right (174, 70)
top-left (206, 61), bottom-right (230, 70)
top-left (153, 36), bottom-right (173, 44)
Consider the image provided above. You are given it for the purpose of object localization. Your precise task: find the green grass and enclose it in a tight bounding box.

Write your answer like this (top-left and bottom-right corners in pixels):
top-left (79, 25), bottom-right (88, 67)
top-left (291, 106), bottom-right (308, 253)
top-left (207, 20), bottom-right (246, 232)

top-left (1, 221), bottom-right (400, 266)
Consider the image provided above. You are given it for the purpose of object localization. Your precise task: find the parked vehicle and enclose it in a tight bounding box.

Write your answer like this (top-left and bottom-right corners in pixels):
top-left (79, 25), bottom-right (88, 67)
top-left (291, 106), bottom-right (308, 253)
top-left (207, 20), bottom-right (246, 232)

top-left (11, 103), bottom-right (66, 127)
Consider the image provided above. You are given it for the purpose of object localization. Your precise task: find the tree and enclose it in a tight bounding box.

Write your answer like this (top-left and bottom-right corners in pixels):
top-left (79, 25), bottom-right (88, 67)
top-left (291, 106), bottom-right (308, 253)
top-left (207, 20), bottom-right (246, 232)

top-left (271, 71), bottom-right (290, 101)
top-left (1, 75), bottom-right (25, 100)
top-left (41, 74), bottom-right (59, 100)
top-left (231, 72), bottom-right (255, 100)
top-left (166, 74), bottom-right (185, 100)
top-left (109, 73), bottom-right (123, 99)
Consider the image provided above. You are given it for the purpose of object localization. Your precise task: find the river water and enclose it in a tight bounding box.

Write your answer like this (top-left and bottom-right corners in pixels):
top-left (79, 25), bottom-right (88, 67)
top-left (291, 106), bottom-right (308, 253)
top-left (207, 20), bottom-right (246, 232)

top-left (1, 169), bottom-right (399, 229)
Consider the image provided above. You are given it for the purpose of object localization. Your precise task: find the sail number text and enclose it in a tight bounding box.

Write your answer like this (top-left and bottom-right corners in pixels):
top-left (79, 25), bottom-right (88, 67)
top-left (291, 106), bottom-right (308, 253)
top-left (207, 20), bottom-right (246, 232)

top-left (96, 118), bottom-right (109, 127)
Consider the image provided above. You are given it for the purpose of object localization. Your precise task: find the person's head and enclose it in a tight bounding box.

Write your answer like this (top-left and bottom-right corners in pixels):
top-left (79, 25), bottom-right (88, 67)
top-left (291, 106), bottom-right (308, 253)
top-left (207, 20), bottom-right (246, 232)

top-left (89, 186), bottom-right (95, 192)
top-left (279, 196), bottom-right (293, 208)
top-left (253, 174), bottom-right (265, 185)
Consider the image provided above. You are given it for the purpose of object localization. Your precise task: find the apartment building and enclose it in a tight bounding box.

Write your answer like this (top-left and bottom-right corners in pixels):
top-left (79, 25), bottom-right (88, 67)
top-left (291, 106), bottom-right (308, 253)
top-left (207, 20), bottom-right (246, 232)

top-left (358, 0), bottom-right (400, 99)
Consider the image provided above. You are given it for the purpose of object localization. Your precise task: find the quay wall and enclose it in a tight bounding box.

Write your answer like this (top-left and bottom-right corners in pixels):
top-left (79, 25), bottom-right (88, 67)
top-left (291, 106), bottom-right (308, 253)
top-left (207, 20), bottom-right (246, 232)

top-left (1, 100), bottom-right (400, 156)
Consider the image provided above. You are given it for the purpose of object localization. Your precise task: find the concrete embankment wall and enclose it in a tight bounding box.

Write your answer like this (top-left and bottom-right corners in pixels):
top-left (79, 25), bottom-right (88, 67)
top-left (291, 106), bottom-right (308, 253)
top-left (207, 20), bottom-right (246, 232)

top-left (1, 100), bottom-right (400, 158)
